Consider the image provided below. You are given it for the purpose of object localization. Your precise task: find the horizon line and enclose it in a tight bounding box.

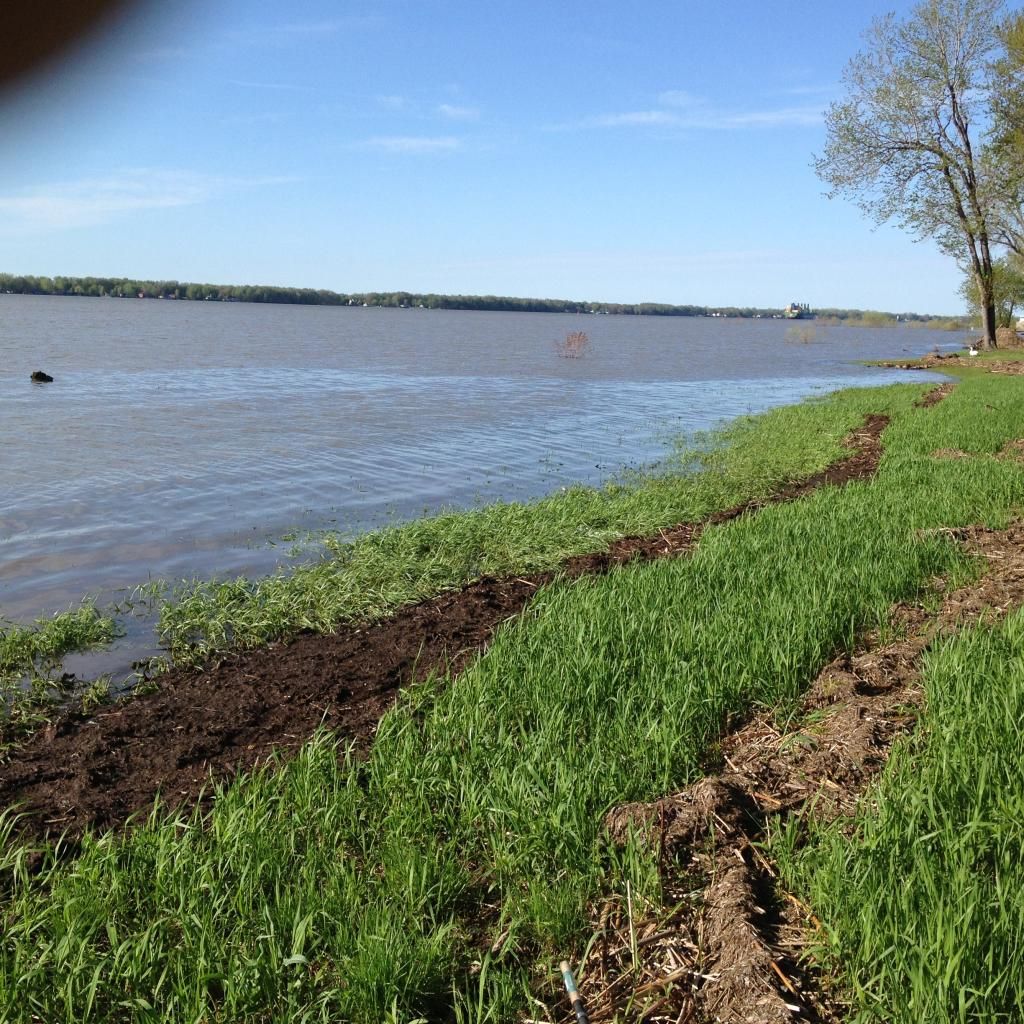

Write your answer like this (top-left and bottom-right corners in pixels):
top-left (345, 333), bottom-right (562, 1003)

top-left (0, 272), bottom-right (966, 320)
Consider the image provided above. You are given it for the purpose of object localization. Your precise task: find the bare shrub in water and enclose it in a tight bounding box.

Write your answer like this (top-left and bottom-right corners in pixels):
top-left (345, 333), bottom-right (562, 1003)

top-left (555, 330), bottom-right (590, 358)
top-left (785, 324), bottom-right (818, 345)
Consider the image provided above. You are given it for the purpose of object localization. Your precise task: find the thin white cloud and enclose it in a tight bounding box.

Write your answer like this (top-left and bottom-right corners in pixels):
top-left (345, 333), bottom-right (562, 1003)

top-left (437, 103), bottom-right (480, 121)
top-left (581, 101), bottom-right (823, 131)
top-left (222, 16), bottom-right (383, 50)
top-left (721, 106), bottom-right (823, 127)
top-left (592, 110), bottom-right (680, 127)
top-left (228, 79), bottom-right (311, 92)
top-left (357, 136), bottom-right (461, 153)
top-left (134, 17), bottom-right (378, 64)
top-left (0, 171), bottom-right (296, 230)
top-left (376, 94), bottom-right (408, 110)
top-left (657, 89), bottom-right (705, 108)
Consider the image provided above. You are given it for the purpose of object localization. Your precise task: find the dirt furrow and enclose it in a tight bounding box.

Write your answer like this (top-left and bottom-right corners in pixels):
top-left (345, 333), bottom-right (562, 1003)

top-left (590, 522), bottom-right (1024, 1024)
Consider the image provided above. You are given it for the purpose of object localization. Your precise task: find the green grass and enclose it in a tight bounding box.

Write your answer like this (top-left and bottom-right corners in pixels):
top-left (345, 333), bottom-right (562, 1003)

top-left (0, 606), bottom-right (117, 681)
top-left (966, 347), bottom-right (1024, 360)
top-left (157, 383), bottom-right (929, 665)
top-left (775, 611), bottom-right (1024, 1023)
top-left (0, 607), bottom-right (118, 743)
top-left (2, 373), bottom-right (1024, 1022)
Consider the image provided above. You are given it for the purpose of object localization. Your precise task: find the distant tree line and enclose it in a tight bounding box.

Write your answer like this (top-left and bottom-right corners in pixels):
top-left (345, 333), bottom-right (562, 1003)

top-left (0, 274), bottom-right (345, 306)
top-left (0, 273), bottom-right (963, 323)
top-left (813, 308), bottom-right (969, 329)
top-left (0, 274), bottom-right (747, 314)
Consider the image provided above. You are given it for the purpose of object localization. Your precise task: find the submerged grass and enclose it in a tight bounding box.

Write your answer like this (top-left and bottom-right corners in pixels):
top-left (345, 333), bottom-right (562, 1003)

top-left (0, 607), bottom-right (118, 744)
top-left (2, 373), bottom-right (1024, 1021)
top-left (775, 611), bottom-right (1024, 1022)
top-left (158, 384), bottom-right (927, 665)
top-left (0, 606), bottom-right (116, 681)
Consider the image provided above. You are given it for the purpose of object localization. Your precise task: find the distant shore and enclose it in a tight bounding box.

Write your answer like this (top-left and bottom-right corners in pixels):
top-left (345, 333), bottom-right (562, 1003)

top-left (0, 272), bottom-right (967, 326)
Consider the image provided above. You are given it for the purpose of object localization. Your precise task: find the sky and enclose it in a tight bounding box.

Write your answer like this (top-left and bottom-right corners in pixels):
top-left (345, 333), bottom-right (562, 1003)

top-left (0, 0), bottom-right (974, 313)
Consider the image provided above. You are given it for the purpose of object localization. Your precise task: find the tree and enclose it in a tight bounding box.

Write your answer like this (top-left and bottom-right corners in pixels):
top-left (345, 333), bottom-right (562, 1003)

top-left (961, 252), bottom-right (1024, 325)
top-left (987, 12), bottom-right (1024, 255)
top-left (816, 0), bottom-right (1004, 348)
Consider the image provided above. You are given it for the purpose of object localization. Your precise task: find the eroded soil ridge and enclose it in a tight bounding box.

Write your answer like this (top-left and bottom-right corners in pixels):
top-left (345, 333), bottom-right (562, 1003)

top-left (883, 353), bottom-right (1024, 375)
top-left (0, 410), bottom-right (900, 840)
top-left (587, 523), bottom-right (1024, 1024)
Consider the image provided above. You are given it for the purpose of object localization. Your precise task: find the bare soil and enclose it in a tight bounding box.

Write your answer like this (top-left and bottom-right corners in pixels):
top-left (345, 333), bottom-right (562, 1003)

top-left (882, 353), bottom-right (1024, 374)
top-left (0, 409), bottom-right (902, 842)
top-left (587, 522), bottom-right (1024, 1024)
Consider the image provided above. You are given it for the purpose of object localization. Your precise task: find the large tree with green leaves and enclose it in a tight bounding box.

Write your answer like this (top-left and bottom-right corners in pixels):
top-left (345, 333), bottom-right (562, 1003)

top-left (816, 0), bottom-right (1005, 348)
top-left (960, 252), bottom-right (1024, 325)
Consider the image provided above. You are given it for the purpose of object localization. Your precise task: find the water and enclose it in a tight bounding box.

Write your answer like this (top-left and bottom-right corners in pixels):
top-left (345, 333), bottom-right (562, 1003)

top-left (1, 294), bottom-right (954, 645)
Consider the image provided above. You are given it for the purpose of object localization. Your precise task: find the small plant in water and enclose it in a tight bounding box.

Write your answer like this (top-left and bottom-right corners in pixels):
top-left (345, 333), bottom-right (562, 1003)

top-left (785, 324), bottom-right (818, 345)
top-left (79, 677), bottom-right (111, 712)
top-left (555, 330), bottom-right (590, 358)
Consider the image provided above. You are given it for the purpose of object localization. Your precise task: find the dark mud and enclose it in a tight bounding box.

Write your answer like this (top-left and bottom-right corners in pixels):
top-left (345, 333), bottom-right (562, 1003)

top-left (0, 410), bottom-right (901, 842)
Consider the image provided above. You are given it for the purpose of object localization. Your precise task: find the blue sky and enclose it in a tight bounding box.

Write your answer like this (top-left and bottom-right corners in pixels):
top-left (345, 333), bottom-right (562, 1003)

top-left (0, 1), bottom-right (968, 313)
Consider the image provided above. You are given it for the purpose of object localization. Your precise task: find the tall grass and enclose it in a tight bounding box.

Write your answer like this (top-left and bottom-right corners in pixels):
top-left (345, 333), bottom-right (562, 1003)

top-left (0, 607), bottom-right (117, 741)
top-left (158, 384), bottom-right (928, 665)
top-left (776, 611), bottom-right (1024, 1022)
top-left (2, 374), bottom-right (1023, 1022)
top-left (0, 606), bottom-right (116, 682)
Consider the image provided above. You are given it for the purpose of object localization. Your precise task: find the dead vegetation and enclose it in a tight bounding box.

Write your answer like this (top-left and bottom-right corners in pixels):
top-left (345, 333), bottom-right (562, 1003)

top-left (785, 324), bottom-right (819, 345)
top-left (555, 330), bottom-right (590, 358)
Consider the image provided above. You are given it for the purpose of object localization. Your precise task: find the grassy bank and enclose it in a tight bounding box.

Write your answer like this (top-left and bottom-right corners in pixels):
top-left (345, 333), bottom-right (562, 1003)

top-left (159, 383), bottom-right (924, 665)
top-left (2, 372), bottom-right (1024, 1022)
top-left (776, 609), bottom-right (1024, 1022)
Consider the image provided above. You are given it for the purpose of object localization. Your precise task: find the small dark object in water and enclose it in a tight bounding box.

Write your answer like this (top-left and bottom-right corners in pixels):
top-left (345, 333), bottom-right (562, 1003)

top-left (30, 370), bottom-right (53, 382)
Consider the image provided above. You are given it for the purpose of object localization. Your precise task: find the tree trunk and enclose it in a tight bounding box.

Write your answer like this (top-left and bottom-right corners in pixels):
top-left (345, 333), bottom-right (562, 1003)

top-left (975, 270), bottom-right (999, 349)
top-left (979, 230), bottom-right (998, 349)
top-left (981, 300), bottom-right (998, 349)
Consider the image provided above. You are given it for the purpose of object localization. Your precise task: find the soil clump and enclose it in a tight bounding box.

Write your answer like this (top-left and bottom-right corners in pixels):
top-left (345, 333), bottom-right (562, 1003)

top-left (915, 381), bottom-right (955, 406)
top-left (0, 409), bottom-right (905, 841)
top-left (586, 522), bottom-right (1024, 1024)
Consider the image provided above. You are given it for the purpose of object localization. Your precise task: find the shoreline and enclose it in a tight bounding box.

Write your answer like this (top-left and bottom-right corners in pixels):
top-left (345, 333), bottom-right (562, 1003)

top-left (1, 367), bottom-right (951, 676)
top-left (3, 364), bottom-right (1024, 1022)
top-left (0, 409), bottom-right (897, 840)
top-left (3, 371), bottom-right (954, 739)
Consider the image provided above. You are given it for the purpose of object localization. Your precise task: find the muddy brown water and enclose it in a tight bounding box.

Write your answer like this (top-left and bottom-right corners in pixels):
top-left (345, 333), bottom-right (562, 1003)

top-left (2, 296), bottom-right (954, 645)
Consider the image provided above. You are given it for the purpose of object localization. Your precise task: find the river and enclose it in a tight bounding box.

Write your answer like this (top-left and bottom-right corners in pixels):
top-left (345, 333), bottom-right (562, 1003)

top-left (1, 294), bottom-right (953, 634)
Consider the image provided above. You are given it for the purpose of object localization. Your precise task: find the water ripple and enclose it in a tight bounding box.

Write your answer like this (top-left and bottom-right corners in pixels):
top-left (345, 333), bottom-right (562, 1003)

top-left (0, 295), bottom-right (954, 621)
